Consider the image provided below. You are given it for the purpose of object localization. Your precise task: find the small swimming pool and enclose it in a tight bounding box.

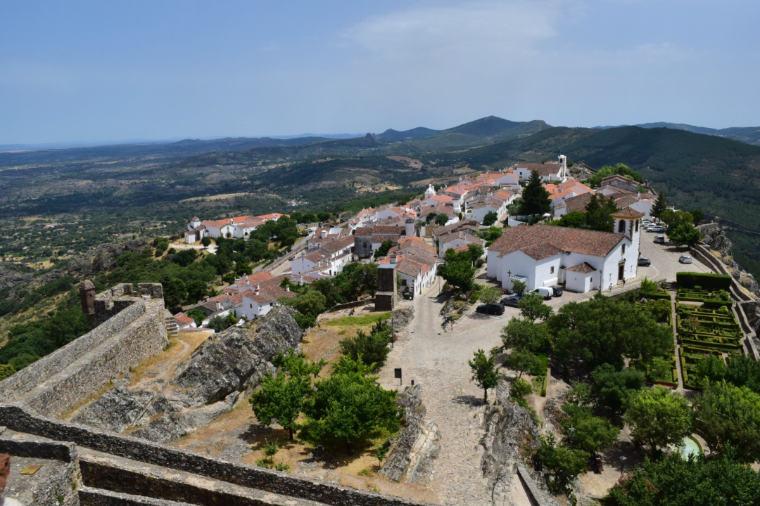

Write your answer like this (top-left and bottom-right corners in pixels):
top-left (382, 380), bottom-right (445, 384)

top-left (679, 435), bottom-right (702, 459)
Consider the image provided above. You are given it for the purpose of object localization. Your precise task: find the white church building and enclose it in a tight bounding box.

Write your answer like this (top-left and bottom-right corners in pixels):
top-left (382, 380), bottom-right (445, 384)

top-left (486, 208), bottom-right (643, 293)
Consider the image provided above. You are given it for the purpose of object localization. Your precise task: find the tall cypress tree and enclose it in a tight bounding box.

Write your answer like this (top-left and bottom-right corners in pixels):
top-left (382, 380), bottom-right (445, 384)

top-left (652, 192), bottom-right (667, 219)
top-left (520, 170), bottom-right (552, 216)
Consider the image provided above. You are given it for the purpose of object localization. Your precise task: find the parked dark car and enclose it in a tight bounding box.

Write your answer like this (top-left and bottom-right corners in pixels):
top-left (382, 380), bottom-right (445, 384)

top-left (552, 286), bottom-right (563, 297)
top-left (476, 303), bottom-right (505, 316)
top-left (638, 256), bottom-right (652, 266)
top-left (500, 294), bottom-right (523, 307)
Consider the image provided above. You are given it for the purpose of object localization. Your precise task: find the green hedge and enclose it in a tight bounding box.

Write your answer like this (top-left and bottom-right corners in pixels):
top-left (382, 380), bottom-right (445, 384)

top-left (676, 272), bottom-right (731, 291)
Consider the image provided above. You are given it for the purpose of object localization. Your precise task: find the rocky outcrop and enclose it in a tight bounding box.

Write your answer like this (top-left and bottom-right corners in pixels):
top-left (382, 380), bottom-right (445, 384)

top-left (698, 223), bottom-right (733, 257)
top-left (73, 306), bottom-right (303, 443)
top-left (175, 305), bottom-right (303, 404)
top-left (380, 385), bottom-right (439, 483)
top-left (391, 307), bottom-right (414, 334)
top-left (481, 380), bottom-right (558, 506)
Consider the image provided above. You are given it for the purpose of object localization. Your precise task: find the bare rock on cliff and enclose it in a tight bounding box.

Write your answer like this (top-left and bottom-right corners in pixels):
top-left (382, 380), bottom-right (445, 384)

top-left (380, 384), bottom-right (439, 483)
top-left (71, 383), bottom-right (156, 432)
top-left (391, 306), bottom-right (414, 334)
top-left (481, 380), bottom-right (559, 506)
top-left (174, 305), bottom-right (303, 405)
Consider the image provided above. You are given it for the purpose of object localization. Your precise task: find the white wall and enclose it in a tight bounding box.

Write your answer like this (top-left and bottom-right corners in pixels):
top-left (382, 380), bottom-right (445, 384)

top-left (566, 271), bottom-right (592, 293)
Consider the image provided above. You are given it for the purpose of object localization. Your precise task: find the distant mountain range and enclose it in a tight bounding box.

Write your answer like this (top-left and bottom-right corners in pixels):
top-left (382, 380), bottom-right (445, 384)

top-left (1, 114), bottom-right (759, 277)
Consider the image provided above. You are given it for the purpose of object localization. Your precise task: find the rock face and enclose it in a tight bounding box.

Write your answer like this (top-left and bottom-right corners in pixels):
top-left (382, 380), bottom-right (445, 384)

top-left (73, 306), bottom-right (303, 443)
top-left (391, 306), bottom-right (414, 334)
top-left (480, 380), bottom-right (558, 506)
top-left (698, 223), bottom-right (733, 257)
top-left (175, 306), bottom-right (303, 404)
top-left (380, 385), bottom-right (439, 483)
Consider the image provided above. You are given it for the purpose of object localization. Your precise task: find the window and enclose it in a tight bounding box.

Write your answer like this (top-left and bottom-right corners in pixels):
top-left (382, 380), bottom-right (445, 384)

top-left (635, 220), bottom-right (639, 232)
top-left (550, 266), bottom-right (555, 274)
top-left (622, 244), bottom-right (626, 254)
top-left (618, 220), bottom-right (626, 233)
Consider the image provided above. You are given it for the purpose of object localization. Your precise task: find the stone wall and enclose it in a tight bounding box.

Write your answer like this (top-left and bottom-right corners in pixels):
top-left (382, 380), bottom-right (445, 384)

top-left (0, 404), bottom-right (425, 506)
top-left (0, 283), bottom-right (167, 417)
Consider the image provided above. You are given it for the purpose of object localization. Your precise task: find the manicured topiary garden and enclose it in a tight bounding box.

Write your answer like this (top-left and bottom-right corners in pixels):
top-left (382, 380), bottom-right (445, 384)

top-left (675, 272), bottom-right (743, 389)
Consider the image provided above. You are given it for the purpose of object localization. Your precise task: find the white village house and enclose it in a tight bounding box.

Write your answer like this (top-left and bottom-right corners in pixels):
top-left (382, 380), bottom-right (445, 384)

top-left (486, 208), bottom-right (642, 293)
top-left (512, 155), bottom-right (568, 183)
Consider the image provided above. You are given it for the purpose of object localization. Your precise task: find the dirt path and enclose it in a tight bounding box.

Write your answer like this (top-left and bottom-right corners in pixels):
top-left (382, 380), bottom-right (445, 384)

top-left (379, 278), bottom-right (506, 505)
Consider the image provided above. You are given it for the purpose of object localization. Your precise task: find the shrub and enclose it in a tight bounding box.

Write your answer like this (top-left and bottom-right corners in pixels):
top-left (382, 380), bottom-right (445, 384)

top-left (676, 272), bottom-right (731, 291)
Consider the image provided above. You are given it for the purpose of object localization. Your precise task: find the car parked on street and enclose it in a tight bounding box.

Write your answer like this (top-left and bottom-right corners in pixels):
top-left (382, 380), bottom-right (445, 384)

top-left (654, 235), bottom-right (666, 244)
top-left (552, 286), bottom-right (563, 297)
top-left (500, 294), bottom-right (523, 307)
top-left (648, 225), bottom-right (666, 233)
top-left (530, 287), bottom-right (553, 300)
top-left (476, 303), bottom-right (505, 316)
top-left (638, 256), bottom-right (652, 266)
top-left (679, 255), bottom-right (693, 264)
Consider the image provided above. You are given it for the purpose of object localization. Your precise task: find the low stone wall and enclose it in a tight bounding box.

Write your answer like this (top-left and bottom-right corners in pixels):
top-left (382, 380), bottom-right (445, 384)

top-left (0, 404), bottom-right (426, 506)
top-left (25, 300), bottom-right (168, 417)
top-left (0, 301), bottom-right (148, 403)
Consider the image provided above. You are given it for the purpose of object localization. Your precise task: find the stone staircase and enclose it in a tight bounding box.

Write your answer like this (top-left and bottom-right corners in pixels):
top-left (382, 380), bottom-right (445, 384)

top-left (164, 311), bottom-right (179, 337)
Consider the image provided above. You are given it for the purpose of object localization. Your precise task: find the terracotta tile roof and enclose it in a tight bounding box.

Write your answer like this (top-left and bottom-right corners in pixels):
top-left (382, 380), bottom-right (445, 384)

top-left (489, 224), bottom-right (624, 258)
top-left (567, 262), bottom-right (596, 273)
top-left (174, 312), bottom-right (194, 325)
top-left (611, 208), bottom-right (645, 219)
top-left (562, 192), bottom-right (594, 214)
top-left (354, 225), bottom-right (405, 237)
top-left (547, 179), bottom-right (593, 202)
top-left (438, 229), bottom-right (481, 245)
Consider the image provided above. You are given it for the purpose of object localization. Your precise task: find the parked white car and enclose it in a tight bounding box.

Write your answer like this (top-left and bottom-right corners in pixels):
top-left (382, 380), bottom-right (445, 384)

top-left (530, 287), bottom-right (553, 300)
top-left (679, 255), bottom-right (693, 264)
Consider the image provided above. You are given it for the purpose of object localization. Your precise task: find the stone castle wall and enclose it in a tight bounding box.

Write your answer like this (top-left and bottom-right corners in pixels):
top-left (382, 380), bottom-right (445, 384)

top-left (0, 404), bottom-right (424, 506)
top-left (0, 283), bottom-right (167, 417)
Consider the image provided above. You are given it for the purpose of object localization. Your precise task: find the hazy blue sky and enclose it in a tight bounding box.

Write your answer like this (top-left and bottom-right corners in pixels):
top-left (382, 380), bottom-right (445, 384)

top-left (1, 0), bottom-right (759, 144)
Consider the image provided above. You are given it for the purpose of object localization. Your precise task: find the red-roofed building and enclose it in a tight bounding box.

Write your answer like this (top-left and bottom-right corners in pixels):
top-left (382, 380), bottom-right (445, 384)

top-left (486, 212), bottom-right (641, 293)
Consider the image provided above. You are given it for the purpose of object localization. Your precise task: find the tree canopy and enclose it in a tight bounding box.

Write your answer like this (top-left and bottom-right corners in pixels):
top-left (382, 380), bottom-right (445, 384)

top-left (519, 170), bottom-right (551, 216)
top-left (605, 454), bottom-right (760, 506)
top-left (625, 386), bottom-right (692, 454)
top-left (469, 349), bottom-right (499, 402)
top-left (693, 381), bottom-right (760, 462)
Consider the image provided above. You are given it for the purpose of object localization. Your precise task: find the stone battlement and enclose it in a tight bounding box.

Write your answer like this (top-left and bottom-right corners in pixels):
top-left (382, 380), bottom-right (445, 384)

top-left (0, 283), bottom-right (167, 417)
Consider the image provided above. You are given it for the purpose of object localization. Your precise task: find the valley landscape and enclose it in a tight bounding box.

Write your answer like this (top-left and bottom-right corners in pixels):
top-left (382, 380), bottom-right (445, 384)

top-left (2, 2), bottom-right (760, 505)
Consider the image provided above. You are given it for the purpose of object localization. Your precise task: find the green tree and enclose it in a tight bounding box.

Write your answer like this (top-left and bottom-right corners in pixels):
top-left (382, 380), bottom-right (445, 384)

top-left (535, 434), bottom-right (589, 494)
top-left (478, 285), bottom-right (502, 304)
top-left (724, 355), bottom-right (760, 393)
top-left (625, 386), bottom-right (692, 455)
top-left (605, 454), bottom-right (760, 506)
top-left (469, 349), bottom-right (499, 403)
top-left (284, 289), bottom-right (327, 328)
top-left (0, 363), bottom-right (15, 381)
top-left (300, 360), bottom-right (400, 451)
top-left (373, 240), bottom-right (395, 259)
top-left (501, 318), bottom-right (550, 354)
top-left (435, 213), bottom-right (449, 226)
top-left (693, 381), bottom-right (760, 462)
top-left (587, 163), bottom-right (643, 187)
top-left (548, 296), bottom-right (671, 377)
top-left (651, 192), bottom-right (667, 219)
top-left (153, 237), bottom-right (169, 256)
top-left (250, 352), bottom-right (322, 440)
top-left (590, 364), bottom-right (646, 418)
top-left (520, 170), bottom-right (551, 216)
top-left (556, 211), bottom-right (587, 229)
top-left (560, 403), bottom-right (619, 455)
top-left (667, 221), bottom-right (701, 247)
top-left (439, 249), bottom-right (476, 292)
top-left (201, 236), bottom-right (211, 247)
top-left (339, 320), bottom-right (393, 370)
top-left (482, 211), bottom-right (498, 226)
top-left (518, 292), bottom-right (553, 322)
top-left (585, 194), bottom-right (618, 232)
top-left (511, 278), bottom-right (527, 296)
top-left (505, 350), bottom-right (546, 378)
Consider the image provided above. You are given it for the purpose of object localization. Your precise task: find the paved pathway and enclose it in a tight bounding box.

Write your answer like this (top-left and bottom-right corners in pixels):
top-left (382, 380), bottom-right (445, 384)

top-left (379, 278), bottom-right (501, 505)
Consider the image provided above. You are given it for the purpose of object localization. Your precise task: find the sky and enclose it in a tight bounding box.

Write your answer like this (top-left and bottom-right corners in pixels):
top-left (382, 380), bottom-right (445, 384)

top-left (1, 0), bottom-right (759, 145)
